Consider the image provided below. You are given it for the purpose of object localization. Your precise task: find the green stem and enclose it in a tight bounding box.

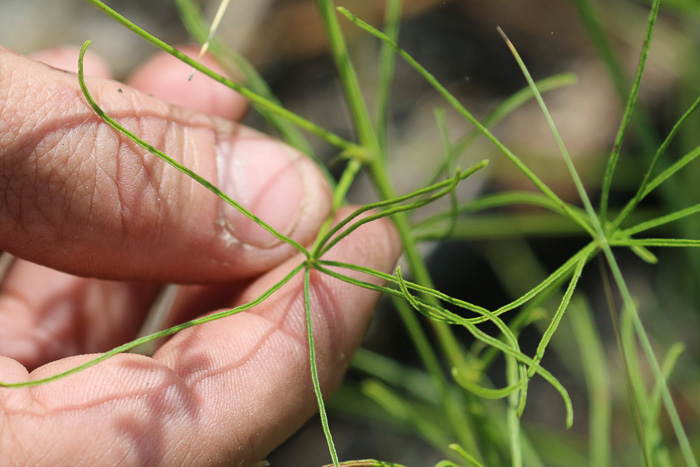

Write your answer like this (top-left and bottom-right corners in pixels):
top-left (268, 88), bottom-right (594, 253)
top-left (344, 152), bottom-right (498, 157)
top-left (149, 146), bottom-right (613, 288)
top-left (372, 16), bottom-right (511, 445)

top-left (175, 0), bottom-right (316, 159)
top-left (375, 0), bottom-right (403, 155)
top-left (84, 0), bottom-right (357, 152)
top-left (315, 0), bottom-right (379, 154)
top-left (1, 262), bottom-right (305, 388)
top-left (304, 268), bottom-right (340, 467)
top-left (312, 0), bottom-right (489, 460)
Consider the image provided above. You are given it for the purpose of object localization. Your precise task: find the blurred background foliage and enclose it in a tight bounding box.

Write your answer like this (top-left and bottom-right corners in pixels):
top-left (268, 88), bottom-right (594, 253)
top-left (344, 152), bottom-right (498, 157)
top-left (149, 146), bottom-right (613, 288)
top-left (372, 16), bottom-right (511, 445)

top-left (3, 0), bottom-right (700, 465)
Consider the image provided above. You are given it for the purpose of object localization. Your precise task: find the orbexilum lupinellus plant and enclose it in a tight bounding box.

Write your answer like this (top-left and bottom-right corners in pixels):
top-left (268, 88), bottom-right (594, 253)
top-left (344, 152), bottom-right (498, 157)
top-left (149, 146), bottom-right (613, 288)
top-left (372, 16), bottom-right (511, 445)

top-left (3, 0), bottom-right (700, 466)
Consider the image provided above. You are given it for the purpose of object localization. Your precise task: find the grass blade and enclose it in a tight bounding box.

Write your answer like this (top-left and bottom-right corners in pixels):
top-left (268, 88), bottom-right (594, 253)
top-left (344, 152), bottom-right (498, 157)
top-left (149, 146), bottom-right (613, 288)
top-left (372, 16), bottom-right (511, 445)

top-left (610, 98), bottom-right (700, 232)
top-left (618, 203), bottom-right (700, 237)
top-left (612, 238), bottom-right (700, 248)
top-left (599, 0), bottom-right (660, 222)
top-left (527, 250), bottom-right (587, 378)
top-left (568, 297), bottom-right (611, 467)
top-left (187, 0), bottom-right (231, 80)
top-left (375, 0), bottom-right (402, 155)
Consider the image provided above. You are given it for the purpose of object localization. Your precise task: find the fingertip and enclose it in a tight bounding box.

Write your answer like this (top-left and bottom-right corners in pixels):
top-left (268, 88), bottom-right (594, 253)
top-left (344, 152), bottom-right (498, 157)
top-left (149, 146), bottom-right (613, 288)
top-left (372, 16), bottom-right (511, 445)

top-left (213, 131), bottom-right (333, 251)
top-left (28, 46), bottom-right (113, 79)
top-left (126, 45), bottom-right (248, 121)
top-left (0, 354), bottom-right (29, 384)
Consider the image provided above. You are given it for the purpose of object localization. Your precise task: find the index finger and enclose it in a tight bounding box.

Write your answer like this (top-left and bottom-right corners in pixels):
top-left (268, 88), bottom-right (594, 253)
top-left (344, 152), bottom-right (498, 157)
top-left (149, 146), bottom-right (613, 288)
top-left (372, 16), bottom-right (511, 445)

top-left (0, 46), bottom-right (331, 283)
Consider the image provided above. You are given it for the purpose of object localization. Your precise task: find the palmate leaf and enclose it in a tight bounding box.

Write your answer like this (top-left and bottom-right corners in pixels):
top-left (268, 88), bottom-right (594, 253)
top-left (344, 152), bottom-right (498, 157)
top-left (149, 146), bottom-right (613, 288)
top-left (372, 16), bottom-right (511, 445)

top-left (316, 262), bottom-right (574, 427)
top-left (498, 5), bottom-right (696, 463)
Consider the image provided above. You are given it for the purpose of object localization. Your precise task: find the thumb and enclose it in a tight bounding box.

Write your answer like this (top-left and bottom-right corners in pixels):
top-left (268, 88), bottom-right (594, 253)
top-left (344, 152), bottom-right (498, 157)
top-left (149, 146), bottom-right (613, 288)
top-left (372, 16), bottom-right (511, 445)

top-left (0, 46), bottom-right (331, 282)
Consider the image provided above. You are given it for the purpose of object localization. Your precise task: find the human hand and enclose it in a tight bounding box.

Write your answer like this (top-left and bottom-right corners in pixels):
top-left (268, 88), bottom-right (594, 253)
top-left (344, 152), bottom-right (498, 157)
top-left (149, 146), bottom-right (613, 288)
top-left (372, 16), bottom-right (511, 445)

top-left (0, 45), bottom-right (400, 465)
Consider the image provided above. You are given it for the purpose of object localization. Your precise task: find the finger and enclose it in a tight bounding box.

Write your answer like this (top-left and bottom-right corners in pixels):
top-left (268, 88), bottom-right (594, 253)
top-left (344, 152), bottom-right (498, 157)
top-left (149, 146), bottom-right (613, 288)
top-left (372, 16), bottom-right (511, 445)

top-left (126, 45), bottom-right (248, 121)
top-left (28, 46), bottom-right (113, 79)
top-left (0, 209), bottom-right (401, 465)
top-left (0, 259), bottom-right (243, 371)
top-left (0, 259), bottom-right (161, 371)
top-left (0, 46), bottom-right (331, 283)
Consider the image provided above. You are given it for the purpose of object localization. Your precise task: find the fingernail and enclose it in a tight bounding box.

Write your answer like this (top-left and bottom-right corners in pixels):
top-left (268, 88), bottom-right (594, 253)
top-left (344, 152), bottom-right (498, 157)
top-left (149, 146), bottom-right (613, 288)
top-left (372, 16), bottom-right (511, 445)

top-left (215, 135), bottom-right (308, 248)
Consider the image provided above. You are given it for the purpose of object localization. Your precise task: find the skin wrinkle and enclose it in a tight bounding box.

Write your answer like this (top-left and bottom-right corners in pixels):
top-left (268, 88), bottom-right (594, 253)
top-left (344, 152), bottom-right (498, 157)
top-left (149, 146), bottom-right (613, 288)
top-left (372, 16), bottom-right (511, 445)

top-left (110, 126), bottom-right (128, 237)
top-left (71, 124), bottom-right (103, 238)
top-left (164, 117), bottom-right (198, 241)
top-left (180, 125), bottom-right (205, 255)
top-left (174, 317), bottom-right (279, 391)
top-left (88, 148), bottom-right (106, 233)
top-left (72, 129), bottom-right (103, 229)
top-left (159, 317), bottom-right (306, 465)
top-left (119, 112), bottom-right (162, 189)
top-left (5, 90), bottom-right (102, 244)
top-left (24, 353), bottom-right (200, 408)
top-left (100, 94), bottom-right (220, 259)
top-left (63, 141), bottom-right (86, 233)
top-left (96, 125), bottom-right (130, 240)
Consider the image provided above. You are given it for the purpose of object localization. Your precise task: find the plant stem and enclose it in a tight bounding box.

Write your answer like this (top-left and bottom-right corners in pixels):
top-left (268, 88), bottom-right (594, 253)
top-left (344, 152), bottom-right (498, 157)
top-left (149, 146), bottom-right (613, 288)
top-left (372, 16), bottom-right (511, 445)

top-left (84, 0), bottom-right (357, 152)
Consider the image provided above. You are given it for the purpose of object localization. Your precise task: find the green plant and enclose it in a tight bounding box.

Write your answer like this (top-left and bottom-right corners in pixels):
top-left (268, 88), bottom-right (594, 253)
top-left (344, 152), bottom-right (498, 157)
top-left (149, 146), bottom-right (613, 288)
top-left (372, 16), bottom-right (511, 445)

top-left (3, 0), bottom-right (700, 465)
